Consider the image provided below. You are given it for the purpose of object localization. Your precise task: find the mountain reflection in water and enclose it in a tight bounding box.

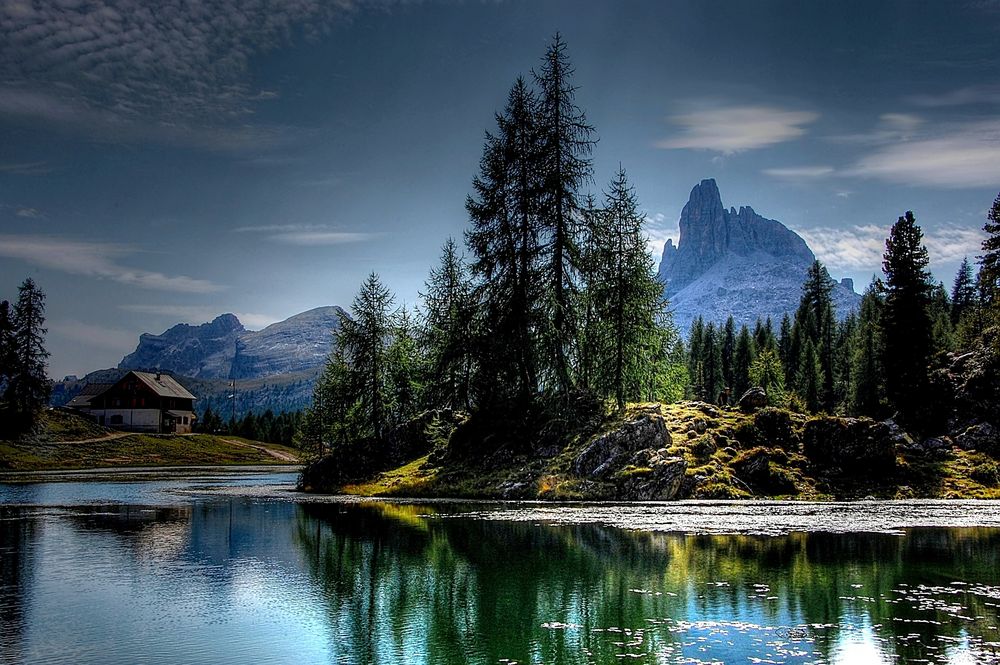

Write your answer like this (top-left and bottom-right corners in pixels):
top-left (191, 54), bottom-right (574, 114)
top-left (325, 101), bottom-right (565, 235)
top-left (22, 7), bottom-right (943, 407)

top-left (2, 494), bottom-right (999, 664)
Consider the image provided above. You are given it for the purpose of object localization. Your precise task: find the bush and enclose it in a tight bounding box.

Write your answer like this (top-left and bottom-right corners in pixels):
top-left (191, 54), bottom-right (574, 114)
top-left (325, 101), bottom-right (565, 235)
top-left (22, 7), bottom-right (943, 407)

top-left (753, 407), bottom-right (796, 450)
top-left (802, 416), bottom-right (895, 475)
top-left (731, 446), bottom-right (798, 495)
top-left (970, 461), bottom-right (1000, 486)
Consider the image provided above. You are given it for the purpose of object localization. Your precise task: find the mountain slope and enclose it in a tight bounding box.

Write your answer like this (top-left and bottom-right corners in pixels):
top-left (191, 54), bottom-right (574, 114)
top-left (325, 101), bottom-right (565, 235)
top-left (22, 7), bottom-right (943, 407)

top-left (658, 179), bottom-right (860, 332)
top-left (119, 306), bottom-right (344, 380)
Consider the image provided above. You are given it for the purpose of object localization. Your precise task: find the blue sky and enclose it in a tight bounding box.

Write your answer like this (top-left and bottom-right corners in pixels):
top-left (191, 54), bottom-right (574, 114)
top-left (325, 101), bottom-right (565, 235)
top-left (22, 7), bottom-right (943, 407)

top-left (1, 0), bottom-right (999, 378)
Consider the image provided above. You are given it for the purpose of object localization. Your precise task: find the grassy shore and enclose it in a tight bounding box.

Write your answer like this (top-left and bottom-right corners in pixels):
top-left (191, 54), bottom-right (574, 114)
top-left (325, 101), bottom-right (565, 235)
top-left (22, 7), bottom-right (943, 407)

top-left (322, 401), bottom-right (1000, 500)
top-left (0, 409), bottom-right (301, 472)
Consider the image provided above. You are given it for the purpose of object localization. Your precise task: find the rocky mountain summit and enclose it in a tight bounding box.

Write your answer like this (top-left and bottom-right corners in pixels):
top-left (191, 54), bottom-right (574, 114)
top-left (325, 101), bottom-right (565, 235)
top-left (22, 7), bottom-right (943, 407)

top-left (658, 179), bottom-right (860, 332)
top-left (119, 306), bottom-right (344, 380)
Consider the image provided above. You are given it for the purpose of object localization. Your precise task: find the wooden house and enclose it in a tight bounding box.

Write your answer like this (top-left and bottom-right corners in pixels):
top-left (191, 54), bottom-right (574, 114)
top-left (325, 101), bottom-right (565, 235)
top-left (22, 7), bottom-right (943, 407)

top-left (72, 371), bottom-right (197, 434)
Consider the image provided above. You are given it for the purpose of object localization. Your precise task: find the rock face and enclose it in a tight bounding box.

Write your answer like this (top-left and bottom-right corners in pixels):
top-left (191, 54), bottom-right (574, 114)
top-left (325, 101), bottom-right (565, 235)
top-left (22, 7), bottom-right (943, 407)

top-left (658, 179), bottom-right (861, 331)
top-left (119, 306), bottom-right (345, 379)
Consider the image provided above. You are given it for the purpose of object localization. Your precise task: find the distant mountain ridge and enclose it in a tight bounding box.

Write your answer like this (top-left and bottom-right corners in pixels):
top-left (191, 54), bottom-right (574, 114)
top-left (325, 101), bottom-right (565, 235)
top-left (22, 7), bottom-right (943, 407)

top-left (658, 179), bottom-right (861, 332)
top-left (118, 306), bottom-right (345, 380)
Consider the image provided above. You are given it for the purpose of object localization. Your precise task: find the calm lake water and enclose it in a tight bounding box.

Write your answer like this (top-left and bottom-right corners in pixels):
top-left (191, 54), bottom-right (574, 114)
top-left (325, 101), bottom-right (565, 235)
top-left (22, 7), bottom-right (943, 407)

top-left (2, 472), bottom-right (1000, 664)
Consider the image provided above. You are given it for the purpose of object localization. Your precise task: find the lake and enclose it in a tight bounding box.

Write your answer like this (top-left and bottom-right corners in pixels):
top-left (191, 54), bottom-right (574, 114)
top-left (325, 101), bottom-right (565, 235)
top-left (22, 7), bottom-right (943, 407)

top-left (2, 470), bottom-right (1000, 664)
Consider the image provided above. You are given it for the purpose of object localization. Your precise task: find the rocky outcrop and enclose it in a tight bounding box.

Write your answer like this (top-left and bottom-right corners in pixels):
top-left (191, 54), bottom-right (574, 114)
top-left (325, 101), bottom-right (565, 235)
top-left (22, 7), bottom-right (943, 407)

top-left (954, 422), bottom-right (999, 457)
top-left (658, 179), bottom-right (861, 331)
top-left (573, 413), bottom-right (672, 478)
top-left (119, 306), bottom-right (345, 379)
top-left (802, 416), bottom-right (896, 474)
top-left (738, 386), bottom-right (768, 412)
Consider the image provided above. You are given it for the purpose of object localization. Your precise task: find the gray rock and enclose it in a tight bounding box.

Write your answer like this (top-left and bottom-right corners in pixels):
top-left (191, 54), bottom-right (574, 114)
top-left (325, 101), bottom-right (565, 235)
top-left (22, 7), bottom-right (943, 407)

top-left (739, 386), bottom-right (768, 412)
top-left (955, 422), bottom-right (999, 455)
top-left (618, 457), bottom-right (688, 500)
top-left (802, 416), bottom-right (896, 474)
top-left (573, 415), bottom-right (672, 479)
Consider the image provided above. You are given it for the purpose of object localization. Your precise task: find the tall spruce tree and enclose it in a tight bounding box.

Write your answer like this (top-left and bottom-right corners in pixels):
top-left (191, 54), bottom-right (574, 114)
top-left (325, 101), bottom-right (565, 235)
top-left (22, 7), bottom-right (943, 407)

top-left (687, 316), bottom-right (705, 399)
top-left (797, 337), bottom-right (823, 413)
top-left (980, 192), bottom-right (1000, 308)
top-left (700, 322), bottom-right (724, 404)
top-left (882, 211), bottom-right (933, 429)
top-left (793, 261), bottom-right (837, 411)
top-left (534, 34), bottom-right (595, 393)
top-left (386, 306), bottom-right (424, 425)
top-left (422, 238), bottom-right (475, 410)
top-left (721, 316), bottom-right (736, 394)
top-left (3, 279), bottom-right (50, 436)
top-left (336, 273), bottom-right (396, 439)
top-left (0, 300), bottom-right (14, 394)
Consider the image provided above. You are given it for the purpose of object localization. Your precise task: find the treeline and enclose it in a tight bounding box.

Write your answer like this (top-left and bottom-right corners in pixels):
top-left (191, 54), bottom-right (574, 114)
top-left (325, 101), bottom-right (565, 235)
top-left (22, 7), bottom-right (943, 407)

top-left (300, 36), bottom-right (685, 453)
top-left (686, 199), bottom-right (1000, 434)
top-left (197, 405), bottom-right (303, 446)
top-left (0, 278), bottom-right (51, 438)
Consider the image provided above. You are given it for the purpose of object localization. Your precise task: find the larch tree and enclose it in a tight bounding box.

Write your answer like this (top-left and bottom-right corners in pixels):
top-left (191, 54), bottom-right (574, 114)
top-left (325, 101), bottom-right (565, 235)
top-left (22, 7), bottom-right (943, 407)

top-left (422, 238), bottom-right (475, 410)
top-left (850, 278), bottom-right (887, 418)
top-left (533, 33), bottom-right (595, 394)
top-left (3, 278), bottom-right (50, 436)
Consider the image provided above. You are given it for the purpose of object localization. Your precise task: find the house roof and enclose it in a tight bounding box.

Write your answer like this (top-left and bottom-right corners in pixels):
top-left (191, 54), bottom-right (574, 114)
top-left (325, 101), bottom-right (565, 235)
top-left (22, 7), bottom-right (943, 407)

top-left (128, 371), bottom-right (197, 400)
top-left (66, 382), bottom-right (113, 408)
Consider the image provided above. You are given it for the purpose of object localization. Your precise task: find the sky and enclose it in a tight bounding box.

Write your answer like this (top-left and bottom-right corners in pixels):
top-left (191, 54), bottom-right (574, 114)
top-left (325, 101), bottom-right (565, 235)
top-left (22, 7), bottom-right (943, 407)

top-left (1, 0), bottom-right (999, 379)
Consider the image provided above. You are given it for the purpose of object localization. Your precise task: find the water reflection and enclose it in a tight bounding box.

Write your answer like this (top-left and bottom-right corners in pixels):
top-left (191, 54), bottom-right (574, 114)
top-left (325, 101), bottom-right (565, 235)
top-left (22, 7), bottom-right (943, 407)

top-left (1, 494), bottom-right (999, 664)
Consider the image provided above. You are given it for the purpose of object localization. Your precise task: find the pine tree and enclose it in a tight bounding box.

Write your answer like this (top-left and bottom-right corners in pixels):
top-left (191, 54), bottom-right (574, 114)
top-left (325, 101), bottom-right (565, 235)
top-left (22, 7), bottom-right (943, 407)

top-left (928, 282), bottom-right (954, 355)
top-left (850, 278), bottom-right (887, 417)
top-left (534, 33), bottom-right (595, 394)
top-left (387, 306), bottom-right (424, 425)
top-left (422, 238), bottom-right (475, 410)
top-left (833, 313), bottom-right (857, 412)
top-left (749, 347), bottom-right (784, 404)
top-left (337, 272), bottom-right (396, 439)
top-left (777, 313), bottom-right (793, 374)
top-left (466, 77), bottom-right (543, 407)
top-left (796, 338), bottom-right (823, 413)
top-left (687, 316), bottom-right (705, 399)
top-left (882, 211), bottom-right (933, 429)
top-left (951, 257), bottom-right (977, 325)
top-left (732, 324), bottom-right (755, 400)
top-left (2, 279), bottom-right (51, 436)
top-left (793, 261), bottom-right (837, 411)
top-left (0, 300), bottom-right (14, 395)
top-left (577, 193), bottom-right (603, 391)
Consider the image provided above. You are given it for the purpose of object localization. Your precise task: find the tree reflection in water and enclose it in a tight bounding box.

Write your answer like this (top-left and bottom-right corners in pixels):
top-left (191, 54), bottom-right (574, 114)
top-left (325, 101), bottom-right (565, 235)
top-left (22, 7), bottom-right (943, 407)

top-left (295, 502), bottom-right (1000, 664)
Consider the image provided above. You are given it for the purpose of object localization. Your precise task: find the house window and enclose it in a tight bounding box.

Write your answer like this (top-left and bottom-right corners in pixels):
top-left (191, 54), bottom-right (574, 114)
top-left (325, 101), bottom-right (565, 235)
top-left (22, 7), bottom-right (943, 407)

top-left (110, 415), bottom-right (123, 425)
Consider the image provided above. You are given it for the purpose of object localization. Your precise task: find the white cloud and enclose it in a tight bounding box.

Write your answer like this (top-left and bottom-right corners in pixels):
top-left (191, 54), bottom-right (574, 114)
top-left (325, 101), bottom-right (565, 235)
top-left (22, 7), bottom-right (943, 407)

top-left (234, 224), bottom-right (378, 245)
top-left (762, 165), bottom-right (835, 180)
top-left (657, 106), bottom-right (819, 154)
top-left (827, 112), bottom-right (924, 145)
top-left (14, 206), bottom-right (42, 218)
top-left (0, 160), bottom-right (50, 175)
top-left (796, 223), bottom-right (986, 273)
top-left (846, 119), bottom-right (1000, 188)
top-left (644, 212), bottom-right (679, 266)
top-left (119, 304), bottom-right (279, 330)
top-left (0, 235), bottom-right (223, 293)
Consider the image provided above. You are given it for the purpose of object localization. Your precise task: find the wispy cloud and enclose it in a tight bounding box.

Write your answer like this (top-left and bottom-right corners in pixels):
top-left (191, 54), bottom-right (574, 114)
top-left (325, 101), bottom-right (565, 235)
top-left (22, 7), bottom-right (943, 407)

top-left (827, 112), bottom-right (924, 145)
top-left (909, 85), bottom-right (1000, 107)
top-left (234, 223), bottom-right (379, 246)
top-left (762, 165), bottom-right (835, 180)
top-left (14, 206), bottom-right (43, 218)
top-left (0, 235), bottom-right (223, 293)
top-left (119, 304), bottom-right (279, 330)
top-left (657, 106), bottom-right (819, 154)
top-left (0, 160), bottom-right (51, 175)
top-left (845, 119), bottom-right (1000, 188)
top-left (796, 223), bottom-right (986, 273)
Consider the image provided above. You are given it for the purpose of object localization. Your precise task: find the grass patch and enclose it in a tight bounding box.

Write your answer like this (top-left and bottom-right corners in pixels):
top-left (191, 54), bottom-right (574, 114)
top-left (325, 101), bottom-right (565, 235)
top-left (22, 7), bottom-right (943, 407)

top-left (340, 456), bottom-right (438, 497)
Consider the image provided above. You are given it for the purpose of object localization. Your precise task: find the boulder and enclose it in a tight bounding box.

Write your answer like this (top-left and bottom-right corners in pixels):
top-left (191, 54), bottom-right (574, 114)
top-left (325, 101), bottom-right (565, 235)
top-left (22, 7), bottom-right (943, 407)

top-left (732, 447), bottom-right (797, 495)
top-left (802, 416), bottom-right (896, 474)
top-left (617, 456), bottom-right (688, 500)
top-left (954, 422), bottom-right (999, 456)
top-left (753, 407), bottom-right (796, 449)
top-left (573, 414), bottom-right (672, 479)
top-left (738, 387), bottom-right (768, 412)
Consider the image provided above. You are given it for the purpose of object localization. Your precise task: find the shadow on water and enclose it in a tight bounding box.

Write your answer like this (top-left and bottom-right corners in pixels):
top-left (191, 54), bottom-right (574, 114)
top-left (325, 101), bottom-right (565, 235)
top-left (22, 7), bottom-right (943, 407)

top-left (295, 502), bottom-right (1000, 664)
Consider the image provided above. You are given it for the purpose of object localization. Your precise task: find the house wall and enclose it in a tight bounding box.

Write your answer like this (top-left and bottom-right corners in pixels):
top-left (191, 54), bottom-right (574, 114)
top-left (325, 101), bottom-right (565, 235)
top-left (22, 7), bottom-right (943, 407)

top-left (92, 409), bottom-right (162, 432)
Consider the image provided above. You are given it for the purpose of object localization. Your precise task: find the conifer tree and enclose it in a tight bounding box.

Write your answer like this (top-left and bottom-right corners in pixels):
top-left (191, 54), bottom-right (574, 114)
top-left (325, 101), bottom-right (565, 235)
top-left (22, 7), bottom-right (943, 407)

top-left (387, 306), bottom-right (424, 425)
top-left (732, 324), bottom-right (755, 399)
top-left (796, 338), bottom-right (823, 413)
top-left (749, 347), bottom-right (784, 404)
top-left (721, 316), bottom-right (736, 394)
top-left (850, 278), bottom-right (887, 417)
top-left (980, 192), bottom-right (1000, 308)
top-left (577, 193), bottom-right (603, 391)
top-left (534, 33), bottom-right (595, 393)
top-left (587, 166), bottom-right (667, 410)
top-left (793, 261), bottom-right (837, 411)
top-left (337, 272), bottom-right (396, 439)
top-left (928, 282), bottom-right (954, 355)
top-left (700, 322), bottom-right (724, 404)
top-left (2, 279), bottom-right (51, 436)
top-left (422, 238), bottom-right (475, 410)
top-left (882, 211), bottom-right (933, 429)
top-left (0, 300), bottom-right (14, 395)
top-left (466, 77), bottom-right (543, 407)
top-left (687, 316), bottom-right (705, 399)
top-left (777, 313), bottom-right (793, 374)
top-left (951, 257), bottom-right (977, 325)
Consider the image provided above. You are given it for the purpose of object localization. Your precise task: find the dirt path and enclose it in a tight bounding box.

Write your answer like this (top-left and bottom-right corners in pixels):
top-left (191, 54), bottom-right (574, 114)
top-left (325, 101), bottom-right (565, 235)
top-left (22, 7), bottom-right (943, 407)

top-left (221, 438), bottom-right (300, 463)
top-left (48, 431), bottom-right (134, 445)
